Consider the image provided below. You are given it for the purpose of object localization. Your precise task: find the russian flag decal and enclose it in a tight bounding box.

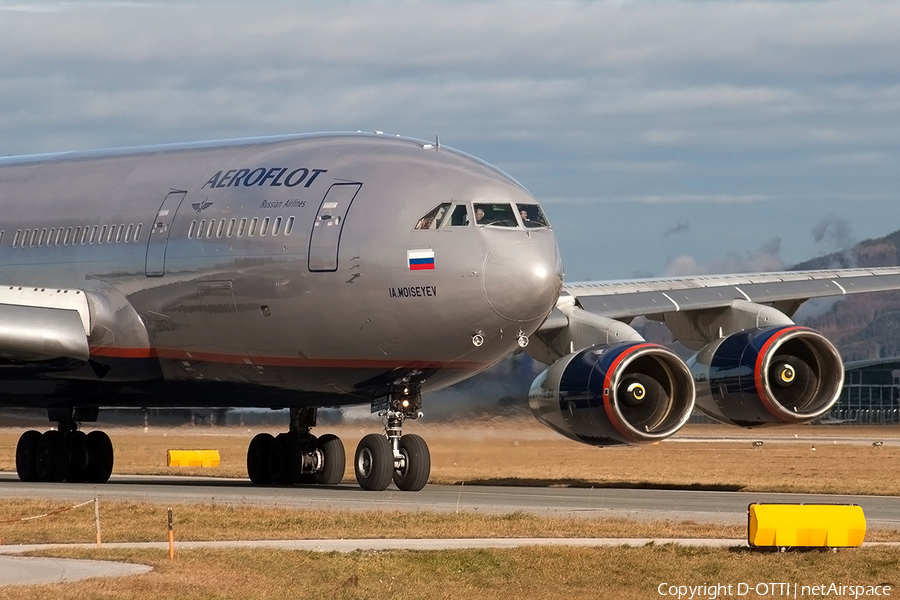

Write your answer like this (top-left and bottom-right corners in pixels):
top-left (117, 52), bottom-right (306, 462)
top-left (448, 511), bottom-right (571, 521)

top-left (408, 249), bottom-right (435, 270)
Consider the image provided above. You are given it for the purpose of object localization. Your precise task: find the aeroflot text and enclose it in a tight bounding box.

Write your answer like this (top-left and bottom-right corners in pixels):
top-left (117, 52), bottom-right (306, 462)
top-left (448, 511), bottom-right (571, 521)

top-left (201, 167), bottom-right (328, 189)
top-left (657, 582), bottom-right (892, 598)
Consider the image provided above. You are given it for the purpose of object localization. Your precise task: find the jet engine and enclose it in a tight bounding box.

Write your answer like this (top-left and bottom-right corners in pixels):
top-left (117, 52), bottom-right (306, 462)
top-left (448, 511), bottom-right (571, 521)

top-left (528, 342), bottom-right (695, 446)
top-left (688, 325), bottom-right (844, 427)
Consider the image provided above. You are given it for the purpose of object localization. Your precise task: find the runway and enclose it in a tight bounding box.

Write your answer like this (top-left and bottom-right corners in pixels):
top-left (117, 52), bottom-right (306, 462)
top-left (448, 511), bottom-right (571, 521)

top-left (2, 473), bottom-right (900, 527)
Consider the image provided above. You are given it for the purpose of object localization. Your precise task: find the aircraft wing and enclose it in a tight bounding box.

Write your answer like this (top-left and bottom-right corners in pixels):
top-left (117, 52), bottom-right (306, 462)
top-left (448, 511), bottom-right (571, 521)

top-left (527, 266), bottom-right (900, 447)
top-left (559, 266), bottom-right (900, 321)
top-left (0, 287), bottom-right (91, 362)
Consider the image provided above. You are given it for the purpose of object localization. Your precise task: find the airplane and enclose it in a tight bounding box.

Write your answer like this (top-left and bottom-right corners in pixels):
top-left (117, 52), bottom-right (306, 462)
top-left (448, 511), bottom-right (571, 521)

top-left (2, 132), bottom-right (899, 492)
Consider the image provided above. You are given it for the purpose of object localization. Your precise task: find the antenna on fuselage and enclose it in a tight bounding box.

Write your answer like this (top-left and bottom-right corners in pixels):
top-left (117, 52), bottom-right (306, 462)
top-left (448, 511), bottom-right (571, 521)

top-left (435, 135), bottom-right (440, 150)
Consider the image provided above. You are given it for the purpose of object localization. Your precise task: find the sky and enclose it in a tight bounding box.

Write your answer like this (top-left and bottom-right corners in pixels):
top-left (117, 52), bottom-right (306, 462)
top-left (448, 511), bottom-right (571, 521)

top-left (1, 0), bottom-right (898, 281)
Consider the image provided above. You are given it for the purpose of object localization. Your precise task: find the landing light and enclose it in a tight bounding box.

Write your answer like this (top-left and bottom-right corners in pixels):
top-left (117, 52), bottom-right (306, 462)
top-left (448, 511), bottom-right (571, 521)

top-left (472, 333), bottom-right (485, 347)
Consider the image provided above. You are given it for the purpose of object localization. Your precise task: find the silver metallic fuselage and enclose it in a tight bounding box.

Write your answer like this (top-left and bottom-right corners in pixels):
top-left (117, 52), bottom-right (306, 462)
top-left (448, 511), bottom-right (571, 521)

top-left (0, 133), bottom-right (563, 409)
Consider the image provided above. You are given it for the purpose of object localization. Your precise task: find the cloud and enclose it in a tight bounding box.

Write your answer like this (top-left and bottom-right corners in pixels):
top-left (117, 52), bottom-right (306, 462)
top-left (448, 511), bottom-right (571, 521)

top-left (1, 1), bottom-right (899, 279)
top-left (664, 237), bottom-right (785, 276)
top-left (663, 222), bottom-right (689, 237)
top-left (812, 215), bottom-right (854, 250)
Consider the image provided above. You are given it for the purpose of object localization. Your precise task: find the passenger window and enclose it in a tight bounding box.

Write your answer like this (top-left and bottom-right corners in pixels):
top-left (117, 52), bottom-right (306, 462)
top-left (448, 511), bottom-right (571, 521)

top-left (64, 227), bottom-right (73, 245)
top-left (516, 203), bottom-right (551, 228)
top-left (473, 203), bottom-right (517, 227)
top-left (248, 217), bottom-right (258, 237)
top-left (238, 218), bottom-right (247, 237)
top-left (206, 219), bottom-right (215, 238)
top-left (448, 204), bottom-right (469, 227)
top-left (188, 221), bottom-right (197, 239)
top-left (216, 219), bottom-right (226, 238)
top-left (116, 225), bottom-right (125, 243)
top-left (13, 230), bottom-right (21, 248)
top-left (260, 217), bottom-right (269, 236)
top-left (272, 216), bottom-right (282, 236)
top-left (285, 216), bottom-right (294, 235)
top-left (227, 218), bottom-right (236, 237)
top-left (134, 223), bottom-right (143, 242)
top-left (125, 224), bottom-right (133, 243)
top-left (415, 203), bottom-right (451, 230)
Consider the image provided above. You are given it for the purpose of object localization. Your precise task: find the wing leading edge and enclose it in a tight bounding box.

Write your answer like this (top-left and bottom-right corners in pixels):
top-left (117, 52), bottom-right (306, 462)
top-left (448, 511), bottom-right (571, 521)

top-left (562, 266), bottom-right (900, 321)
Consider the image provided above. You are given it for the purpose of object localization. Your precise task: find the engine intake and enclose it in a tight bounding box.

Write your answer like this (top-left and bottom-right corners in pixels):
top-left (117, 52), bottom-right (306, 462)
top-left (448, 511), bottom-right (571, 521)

top-left (688, 326), bottom-right (844, 426)
top-left (528, 342), bottom-right (695, 446)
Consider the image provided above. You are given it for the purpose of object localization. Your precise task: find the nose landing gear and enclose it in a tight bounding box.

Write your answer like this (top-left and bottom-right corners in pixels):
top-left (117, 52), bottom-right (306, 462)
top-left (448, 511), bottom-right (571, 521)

top-left (354, 386), bottom-right (431, 492)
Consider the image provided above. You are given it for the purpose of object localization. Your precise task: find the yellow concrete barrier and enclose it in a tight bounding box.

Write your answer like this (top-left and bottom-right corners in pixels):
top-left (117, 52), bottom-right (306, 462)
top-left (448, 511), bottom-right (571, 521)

top-left (166, 450), bottom-right (220, 468)
top-left (748, 503), bottom-right (866, 548)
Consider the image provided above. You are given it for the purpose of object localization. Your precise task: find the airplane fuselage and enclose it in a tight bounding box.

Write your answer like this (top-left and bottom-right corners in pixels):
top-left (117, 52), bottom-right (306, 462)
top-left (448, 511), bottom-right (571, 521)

top-left (0, 133), bottom-right (563, 410)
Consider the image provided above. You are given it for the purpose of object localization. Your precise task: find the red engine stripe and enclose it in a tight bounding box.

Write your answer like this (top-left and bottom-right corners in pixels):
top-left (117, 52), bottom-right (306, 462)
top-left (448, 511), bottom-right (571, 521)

top-left (753, 326), bottom-right (804, 418)
top-left (602, 343), bottom-right (656, 443)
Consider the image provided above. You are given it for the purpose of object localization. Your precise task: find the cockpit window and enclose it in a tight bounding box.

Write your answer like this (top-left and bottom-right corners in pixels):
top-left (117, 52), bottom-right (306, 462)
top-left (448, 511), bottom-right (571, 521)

top-left (516, 203), bottom-right (551, 228)
top-left (447, 204), bottom-right (469, 227)
top-left (415, 203), bottom-right (451, 230)
top-left (473, 203), bottom-right (517, 227)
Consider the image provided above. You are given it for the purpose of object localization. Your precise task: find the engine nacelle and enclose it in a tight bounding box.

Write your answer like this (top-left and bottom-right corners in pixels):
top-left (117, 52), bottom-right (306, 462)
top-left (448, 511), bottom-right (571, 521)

top-left (688, 325), bottom-right (844, 427)
top-left (528, 342), bottom-right (695, 446)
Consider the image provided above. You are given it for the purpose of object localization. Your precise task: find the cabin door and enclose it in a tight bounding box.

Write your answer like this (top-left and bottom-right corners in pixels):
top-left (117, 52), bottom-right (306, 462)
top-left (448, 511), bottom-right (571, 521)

top-left (145, 190), bottom-right (187, 277)
top-left (308, 183), bottom-right (361, 272)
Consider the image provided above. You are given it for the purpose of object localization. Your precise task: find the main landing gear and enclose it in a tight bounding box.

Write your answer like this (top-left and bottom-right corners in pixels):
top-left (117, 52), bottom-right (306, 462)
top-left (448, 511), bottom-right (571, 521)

top-left (246, 407), bottom-right (346, 486)
top-left (16, 421), bottom-right (114, 484)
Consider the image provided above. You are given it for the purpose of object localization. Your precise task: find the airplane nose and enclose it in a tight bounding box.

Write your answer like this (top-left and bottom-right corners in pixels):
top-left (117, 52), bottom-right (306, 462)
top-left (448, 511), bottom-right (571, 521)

top-left (482, 235), bottom-right (563, 322)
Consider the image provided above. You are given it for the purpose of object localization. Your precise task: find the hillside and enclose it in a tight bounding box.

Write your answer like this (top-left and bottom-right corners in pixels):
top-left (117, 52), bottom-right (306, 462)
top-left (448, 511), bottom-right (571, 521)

top-left (792, 228), bottom-right (900, 361)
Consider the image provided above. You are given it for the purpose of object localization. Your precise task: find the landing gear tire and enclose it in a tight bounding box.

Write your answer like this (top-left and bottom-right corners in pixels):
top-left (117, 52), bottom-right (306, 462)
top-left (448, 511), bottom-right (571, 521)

top-left (65, 431), bottom-right (89, 483)
top-left (85, 430), bottom-right (114, 484)
top-left (269, 432), bottom-right (301, 485)
top-left (247, 433), bottom-right (274, 484)
top-left (36, 431), bottom-right (67, 482)
top-left (393, 434), bottom-right (431, 492)
top-left (15, 430), bottom-right (42, 482)
top-left (314, 434), bottom-right (346, 485)
top-left (354, 433), bottom-right (393, 491)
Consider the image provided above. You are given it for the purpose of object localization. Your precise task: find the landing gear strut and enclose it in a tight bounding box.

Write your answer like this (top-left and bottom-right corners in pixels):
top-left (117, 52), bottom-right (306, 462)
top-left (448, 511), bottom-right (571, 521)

top-left (354, 386), bottom-right (431, 492)
top-left (15, 420), bottom-right (114, 484)
top-left (246, 407), bottom-right (346, 486)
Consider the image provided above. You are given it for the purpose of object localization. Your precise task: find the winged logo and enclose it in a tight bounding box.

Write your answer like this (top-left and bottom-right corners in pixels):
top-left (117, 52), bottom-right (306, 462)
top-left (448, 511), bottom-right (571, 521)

top-left (192, 198), bottom-right (213, 213)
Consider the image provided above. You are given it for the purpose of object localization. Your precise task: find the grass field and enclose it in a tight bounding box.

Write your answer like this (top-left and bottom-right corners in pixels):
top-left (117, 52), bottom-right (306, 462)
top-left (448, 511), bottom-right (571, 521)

top-left (2, 420), bottom-right (899, 597)
top-left (3, 419), bottom-right (898, 495)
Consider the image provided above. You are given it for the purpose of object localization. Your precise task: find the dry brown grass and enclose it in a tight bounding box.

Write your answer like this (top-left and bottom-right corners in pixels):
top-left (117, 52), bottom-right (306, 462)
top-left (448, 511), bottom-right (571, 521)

top-left (2, 499), bottom-right (899, 546)
top-left (3, 545), bottom-right (900, 600)
top-left (4, 420), bottom-right (898, 495)
top-left (0, 499), bottom-right (750, 545)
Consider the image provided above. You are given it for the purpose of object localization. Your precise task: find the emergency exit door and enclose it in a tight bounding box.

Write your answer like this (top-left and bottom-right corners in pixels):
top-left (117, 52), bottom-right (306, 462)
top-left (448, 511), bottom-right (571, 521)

top-left (308, 183), bottom-right (361, 272)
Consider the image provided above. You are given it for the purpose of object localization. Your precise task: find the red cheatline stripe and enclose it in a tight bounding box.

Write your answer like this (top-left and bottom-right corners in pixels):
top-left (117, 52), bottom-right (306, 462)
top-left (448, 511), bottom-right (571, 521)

top-left (88, 346), bottom-right (486, 370)
top-left (602, 343), bottom-right (656, 443)
top-left (753, 326), bottom-right (804, 418)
